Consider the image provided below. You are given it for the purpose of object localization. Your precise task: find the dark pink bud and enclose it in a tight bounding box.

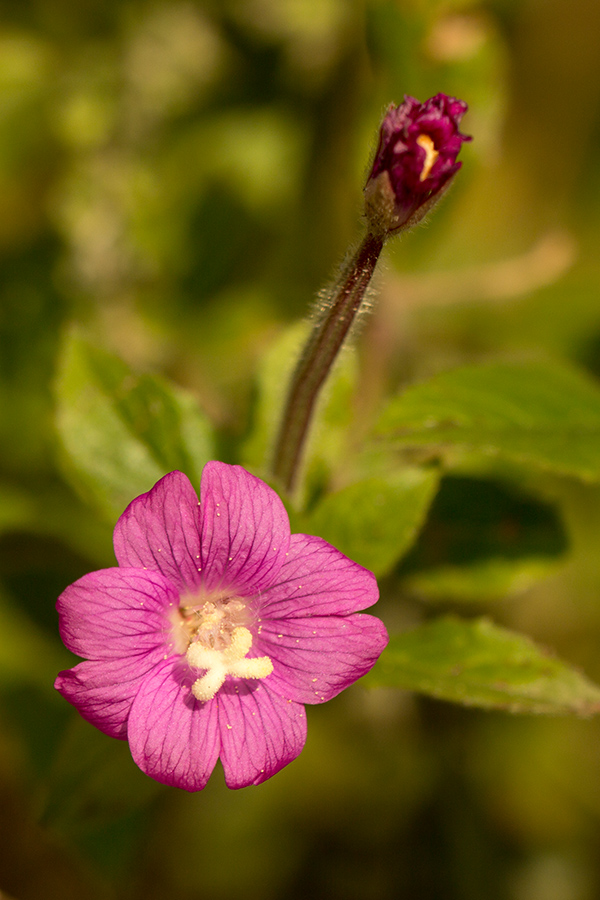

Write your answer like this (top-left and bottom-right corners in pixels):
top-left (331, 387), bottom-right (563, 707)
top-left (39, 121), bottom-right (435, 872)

top-left (364, 93), bottom-right (471, 235)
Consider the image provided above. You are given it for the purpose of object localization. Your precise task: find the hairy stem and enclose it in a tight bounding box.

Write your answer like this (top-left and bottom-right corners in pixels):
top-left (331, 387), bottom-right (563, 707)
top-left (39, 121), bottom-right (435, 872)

top-left (271, 231), bottom-right (384, 493)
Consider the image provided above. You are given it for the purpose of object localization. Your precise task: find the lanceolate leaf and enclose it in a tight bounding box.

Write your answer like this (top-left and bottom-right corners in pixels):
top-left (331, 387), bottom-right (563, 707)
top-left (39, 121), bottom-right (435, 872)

top-left (399, 475), bottom-right (567, 602)
top-left (303, 468), bottom-right (439, 577)
top-left (242, 321), bottom-right (357, 493)
top-left (375, 360), bottom-right (600, 481)
top-left (366, 616), bottom-right (600, 715)
top-left (55, 332), bottom-right (214, 519)
top-left (403, 557), bottom-right (564, 603)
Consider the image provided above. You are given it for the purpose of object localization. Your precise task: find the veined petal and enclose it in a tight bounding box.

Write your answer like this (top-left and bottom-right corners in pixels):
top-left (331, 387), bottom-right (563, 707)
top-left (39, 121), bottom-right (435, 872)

top-left (218, 683), bottom-right (306, 788)
top-left (54, 651), bottom-right (165, 738)
top-left (128, 658), bottom-right (220, 791)
top-left (113, 471), bottom-right (203, 593)
top-left (57, 568), bottom-right (179, 660)
top-left (199, 462), bottom-right (290, 595)
top-left (259, 534), bottom-right (379, 620)
top-left (257, 614), bottom-right (388, 704)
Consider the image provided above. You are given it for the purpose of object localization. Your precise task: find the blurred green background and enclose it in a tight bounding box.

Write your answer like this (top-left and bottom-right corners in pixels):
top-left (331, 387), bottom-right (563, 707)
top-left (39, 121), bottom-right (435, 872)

top-left (3, 0), bottom-right (600, 898)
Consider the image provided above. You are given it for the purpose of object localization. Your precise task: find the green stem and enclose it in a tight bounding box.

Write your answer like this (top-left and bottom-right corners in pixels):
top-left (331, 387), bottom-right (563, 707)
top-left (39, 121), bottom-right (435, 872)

top-left (271, 231), bottom-right (385, 493)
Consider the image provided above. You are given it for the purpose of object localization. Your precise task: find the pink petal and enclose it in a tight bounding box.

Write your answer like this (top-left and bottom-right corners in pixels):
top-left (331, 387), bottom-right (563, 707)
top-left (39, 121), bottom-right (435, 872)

top-left (57, 568), bottom-right (180, 660)
top-left (54, 651), bottom-right (165, 738)
top-left (217, 683), bottom-right (306, 788)
top-left (259, 534), bottom-right (379, 620)
top-left (198, 462), bottom-right (290, 595)
top-left (127, 658), bottom-right (220, 791)
top-left (257, 614), bottom-right (388, 704)
top-left (113, 471), bottom-right (203, 594)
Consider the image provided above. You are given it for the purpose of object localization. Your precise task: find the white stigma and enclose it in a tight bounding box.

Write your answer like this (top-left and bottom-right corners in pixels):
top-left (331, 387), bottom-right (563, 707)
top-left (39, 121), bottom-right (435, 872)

top-left (186, 625), bottom-right (273, 702)
top-left (416, 134), bottom-right (439, 182)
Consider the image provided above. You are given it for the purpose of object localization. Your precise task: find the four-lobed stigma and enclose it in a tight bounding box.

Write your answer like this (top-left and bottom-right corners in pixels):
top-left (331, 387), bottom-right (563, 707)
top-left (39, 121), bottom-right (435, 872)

top-left (187, 624), bottom-right (273, 702)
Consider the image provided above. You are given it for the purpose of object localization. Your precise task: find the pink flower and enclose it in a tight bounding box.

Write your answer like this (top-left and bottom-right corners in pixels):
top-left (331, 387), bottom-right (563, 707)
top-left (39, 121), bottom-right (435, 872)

top-left (364, 93), bottom-right (471, 234)
top-left (55, 463), bottom-right (388, 790)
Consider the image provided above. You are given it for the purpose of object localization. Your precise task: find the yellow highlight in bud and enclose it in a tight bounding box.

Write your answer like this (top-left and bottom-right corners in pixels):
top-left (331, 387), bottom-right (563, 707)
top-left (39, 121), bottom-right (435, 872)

top-left (187, 626), bottom-right (273, 702)
top-left (416, 134), bottom-right (439, 182)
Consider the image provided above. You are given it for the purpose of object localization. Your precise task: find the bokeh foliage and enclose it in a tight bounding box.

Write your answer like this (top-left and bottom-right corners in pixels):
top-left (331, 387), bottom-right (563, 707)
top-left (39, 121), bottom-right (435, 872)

top-left (3, 0), bottom-right (600, 899)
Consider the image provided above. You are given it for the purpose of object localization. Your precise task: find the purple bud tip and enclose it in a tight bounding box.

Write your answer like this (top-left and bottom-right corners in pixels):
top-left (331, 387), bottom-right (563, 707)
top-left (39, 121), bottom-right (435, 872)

top-left (364, 93), bottom-right (471, 235)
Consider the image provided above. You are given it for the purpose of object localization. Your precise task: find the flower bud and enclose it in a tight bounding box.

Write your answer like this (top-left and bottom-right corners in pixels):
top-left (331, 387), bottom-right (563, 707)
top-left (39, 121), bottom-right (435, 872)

top-left (364, 93), bottom-right (471, 236)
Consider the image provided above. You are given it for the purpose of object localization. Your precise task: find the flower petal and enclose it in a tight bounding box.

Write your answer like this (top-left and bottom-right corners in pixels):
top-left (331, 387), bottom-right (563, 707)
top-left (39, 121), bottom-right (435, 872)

top-left (257, 614), bottom-right (388, 704)
top-left (57, 568), bottom-right (179, 659)
top-left (259, 534), bottom-right (379, 619)
top-left (113, 470), bottom-right (202, 593)
top-left (217, 683), bottom-right (306, 788)
top-left (199, 461), bottom-right (290, 595)
top-left (128, 658), bottom-right (220, 791)
top-left (54, 651), bottom-right (164, 738)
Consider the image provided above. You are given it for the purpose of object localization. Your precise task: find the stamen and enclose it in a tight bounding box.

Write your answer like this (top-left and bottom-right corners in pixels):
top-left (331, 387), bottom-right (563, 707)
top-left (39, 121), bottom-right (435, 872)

top-left (187, 626), bottom-right (273, 702)
top-left (416, 134), bottom-right (439, 181)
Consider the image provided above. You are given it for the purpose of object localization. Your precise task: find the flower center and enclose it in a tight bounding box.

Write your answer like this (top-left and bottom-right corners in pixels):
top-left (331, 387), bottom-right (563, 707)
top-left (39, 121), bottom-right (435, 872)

top-left (416, 134), bottom-right (439, 181)
top-left (175, 592), bottom-right (273, 702)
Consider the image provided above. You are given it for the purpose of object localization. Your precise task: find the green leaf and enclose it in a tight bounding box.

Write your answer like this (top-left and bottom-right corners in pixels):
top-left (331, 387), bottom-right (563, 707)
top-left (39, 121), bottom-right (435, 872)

top-left (55, 332), bottom-right (214, 519)
top-left (302, 468), bottom-right (439, 577)
top-left (366, 616), bottom-right (600, 715)
top-left (403, 557), bottom-right (563, 603)
top-left (242, 322), bottom-right (307, 472)
top-left (375, 360), bottom-right (600, 481)
top-left (242, 321), bottom-right (357, 496)
top-left (399, 475), bottom-right (568, 602)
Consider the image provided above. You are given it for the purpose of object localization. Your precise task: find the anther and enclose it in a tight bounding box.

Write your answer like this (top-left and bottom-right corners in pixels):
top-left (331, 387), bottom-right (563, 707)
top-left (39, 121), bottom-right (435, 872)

top-left (416, 134), bottom-right (439, 181)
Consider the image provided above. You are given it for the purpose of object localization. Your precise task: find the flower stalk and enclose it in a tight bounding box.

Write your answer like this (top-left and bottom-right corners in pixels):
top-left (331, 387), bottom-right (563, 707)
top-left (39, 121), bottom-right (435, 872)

top-left (271, 232), bottom-right (384, 493)
top-left (271, 93), bottom-right (470, 494)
